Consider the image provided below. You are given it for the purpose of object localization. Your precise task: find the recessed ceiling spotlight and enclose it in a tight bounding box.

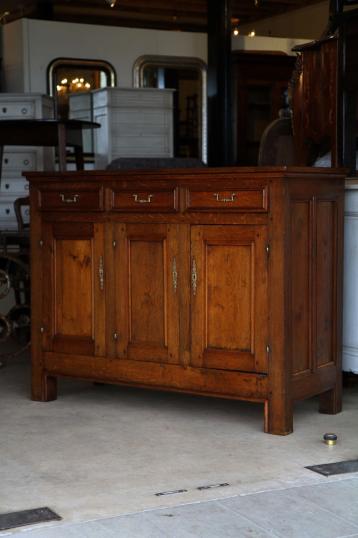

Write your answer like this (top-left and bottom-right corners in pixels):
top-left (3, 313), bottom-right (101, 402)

top-left (233, 27), bottom-right (239, 36)
top-left (105, 0), bottom-right (117, 7)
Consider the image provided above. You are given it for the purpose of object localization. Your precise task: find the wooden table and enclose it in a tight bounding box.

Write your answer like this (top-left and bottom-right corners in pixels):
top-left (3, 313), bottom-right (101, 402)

top-left (0, 118), bottom-right (100, 178)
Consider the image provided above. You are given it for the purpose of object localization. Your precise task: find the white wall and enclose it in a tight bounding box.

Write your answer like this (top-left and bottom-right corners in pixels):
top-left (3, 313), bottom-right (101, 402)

top-left (1, 19), bottom-right (27, 91)
top-left (238, 1), bottom-right (329, 40)
top-left (1, 18), bottom-right (313, 94)
top-left (232, 35), bottom-right (308, 55)
top-left (2, 18), bottom-right (207, 93)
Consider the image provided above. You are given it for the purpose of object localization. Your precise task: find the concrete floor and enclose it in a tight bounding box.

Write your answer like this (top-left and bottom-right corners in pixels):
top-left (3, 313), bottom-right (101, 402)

top-left (1, 356), bottom-right (358, 537)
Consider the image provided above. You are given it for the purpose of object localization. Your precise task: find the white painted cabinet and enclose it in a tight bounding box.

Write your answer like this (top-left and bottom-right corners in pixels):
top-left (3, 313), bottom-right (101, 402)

top-left (0, 93), bottom-right (54, 230)
top-left (68, 92), bottom-right (94, 154)
top-left (343, 181), bottom-right (358, 374)
top-left (91, 87), bottom-right (174, 169)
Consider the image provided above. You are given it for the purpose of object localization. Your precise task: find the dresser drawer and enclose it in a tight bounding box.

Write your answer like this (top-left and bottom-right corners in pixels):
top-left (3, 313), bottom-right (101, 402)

top-left (0, 102), bottom-right (35, 119)
top-left (1, 177), bottom-right (29, 195)
top-left (0, 194), bottom-right (27, 230)
top-left (38, 186), bottom-right (104, 211)
top-left (2, 151), bottom-right (36, 172)
top-left (185, 187), bottom-right (268, 212)
top-left (109, 188), bottom-right (178, 212)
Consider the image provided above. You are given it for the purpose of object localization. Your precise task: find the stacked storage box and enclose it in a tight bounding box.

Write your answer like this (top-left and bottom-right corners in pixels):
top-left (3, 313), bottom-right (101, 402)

top-left (0, 94), bottom-right (54, 230)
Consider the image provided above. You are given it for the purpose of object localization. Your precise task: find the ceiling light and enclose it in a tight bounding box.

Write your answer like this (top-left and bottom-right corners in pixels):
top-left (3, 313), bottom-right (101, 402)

top-left (248, 30), bottom-right (256, 37)
top-left (105, 0), bottom-right (117, 7)
top-left (0, 11), bottom-right (10, 23)
top-left (231, 17), bottom-right (240, 37)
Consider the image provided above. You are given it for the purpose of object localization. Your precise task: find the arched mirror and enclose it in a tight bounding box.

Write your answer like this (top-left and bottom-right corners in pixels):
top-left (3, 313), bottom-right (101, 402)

top-left (48, 57), bottom-right (116, 118)
top-left (48, 58), bottom-right (116, 155)
top-left (133, 55), bottom-right (207, 163)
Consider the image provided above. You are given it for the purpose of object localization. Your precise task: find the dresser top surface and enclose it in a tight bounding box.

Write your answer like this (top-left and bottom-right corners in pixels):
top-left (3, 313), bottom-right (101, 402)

top-left (25, 166), bottom-right (348, 184)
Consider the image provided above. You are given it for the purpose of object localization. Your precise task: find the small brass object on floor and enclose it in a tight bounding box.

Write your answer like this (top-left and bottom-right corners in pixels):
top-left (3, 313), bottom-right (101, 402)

top-left (323, 433), bottom-right (337, 445)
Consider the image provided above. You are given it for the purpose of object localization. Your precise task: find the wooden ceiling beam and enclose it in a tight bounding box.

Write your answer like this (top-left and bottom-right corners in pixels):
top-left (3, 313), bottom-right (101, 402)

top-left (57, 3), bottom-right (204, 20)
top-left (49, 3), bottom-right (206, 31)
top-left (0, 0), bottom-right (325, 30)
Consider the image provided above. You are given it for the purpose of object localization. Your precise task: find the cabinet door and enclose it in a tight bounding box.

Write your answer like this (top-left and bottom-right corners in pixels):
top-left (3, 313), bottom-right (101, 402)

top-left (190, 225), bottom-right (268, 373)
top-left (42, 221), bottom-right (106, 356)
top-left (114, 223), bottom-right (180, 364)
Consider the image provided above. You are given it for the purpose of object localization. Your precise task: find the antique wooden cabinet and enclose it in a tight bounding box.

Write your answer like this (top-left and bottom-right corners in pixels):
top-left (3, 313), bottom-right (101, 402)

top-left (27, 167), bottom-right (345, 434)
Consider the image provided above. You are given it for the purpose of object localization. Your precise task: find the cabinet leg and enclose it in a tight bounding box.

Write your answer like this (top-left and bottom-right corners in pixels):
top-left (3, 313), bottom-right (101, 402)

top-left (319, 384), bottom-right (342, 415)
top-left (264, 397), bottom-right (293, 435)
top-left (32, 369), bottom-right (57, 402)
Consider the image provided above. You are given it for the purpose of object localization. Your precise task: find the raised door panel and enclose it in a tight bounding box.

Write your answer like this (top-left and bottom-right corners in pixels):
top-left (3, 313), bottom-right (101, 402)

top-left (316, 200), bottom-right (337, 368)
top-left (190, 225), bottom-right (268, 373)
top-left (290, 201), bottom-right (311, 375)
top-left (290, 198), bottom-right (339, 376)
top-left (42, 221), bottom-right (106, 356)
top-left (113, 223), bottom-right (180, 364)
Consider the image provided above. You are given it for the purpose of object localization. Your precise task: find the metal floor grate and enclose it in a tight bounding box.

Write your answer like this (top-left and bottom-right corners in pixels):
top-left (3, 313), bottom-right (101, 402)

top-left (0, 507), bottom-right (61, 531)
top-left (306, 459), bottom-right (358, 476)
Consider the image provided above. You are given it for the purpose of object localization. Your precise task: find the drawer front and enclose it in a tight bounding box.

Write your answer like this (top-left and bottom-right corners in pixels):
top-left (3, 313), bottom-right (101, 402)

top-left (38, 187), bottom-right (104, 211)
top-left (0, 102), bottom-right (35, 119)
top-left (1, 177), bottom-right (29, 194)
top-left (0, 196), bottom-right (28, 230)
top-left (0, 198), bottom-right (16, 221)
top-left (185, 187), bottom-right (268, 212)
top-left (109, 188), bottom-right (178, 212)
top-left (2, 151), bottom-right (36, 172)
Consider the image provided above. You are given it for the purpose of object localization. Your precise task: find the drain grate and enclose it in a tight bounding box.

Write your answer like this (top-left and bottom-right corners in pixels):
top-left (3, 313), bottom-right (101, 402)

top-left (306, 459), bottom-right (358, 476)
top-left (0, 507), bottom-right (61, 531)
top-left (155, 489), bottom-right (188, 497)
top-left (197, 483), bottom-right (230, 491)
top-left (155, 482), bottom-right (230, 496)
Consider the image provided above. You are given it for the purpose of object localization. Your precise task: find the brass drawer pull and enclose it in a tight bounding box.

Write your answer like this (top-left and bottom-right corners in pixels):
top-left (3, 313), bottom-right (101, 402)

top-left (191, 257), bottom-right (197, 296)
top-left (60, 193), bottom-right (79, 204)
top-left (213, 192), bottom-right (237, 203)
top-left (98, 256), bottom-right (104, 291)
top-left (132, 194), bottom-right (153, 204)
top-left (172, 257), bottom-right (178, 292)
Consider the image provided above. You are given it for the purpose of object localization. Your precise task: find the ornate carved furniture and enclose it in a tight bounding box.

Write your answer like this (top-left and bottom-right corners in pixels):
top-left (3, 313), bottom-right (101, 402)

top-left (233, 52), bottom-right (296, 166)
top-left (27, 166), bottom-right (345, 434)
top-left (291, 37), bottom-right (339, 167)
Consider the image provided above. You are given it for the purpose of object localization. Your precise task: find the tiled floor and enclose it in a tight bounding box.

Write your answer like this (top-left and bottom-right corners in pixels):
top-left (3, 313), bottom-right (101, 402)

top-left (2, 476), bottom-right (358, 537)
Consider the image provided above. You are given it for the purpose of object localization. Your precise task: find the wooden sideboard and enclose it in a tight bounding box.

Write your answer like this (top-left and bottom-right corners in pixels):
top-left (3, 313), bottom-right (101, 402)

top-left (27, 167), bottom-right (345, 434)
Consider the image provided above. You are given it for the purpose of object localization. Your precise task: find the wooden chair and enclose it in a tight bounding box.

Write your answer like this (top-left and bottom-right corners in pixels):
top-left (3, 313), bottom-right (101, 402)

top-left (257, 116), bottom-right (295, 166)
top-left (14, 196), bottom-right (30, 233)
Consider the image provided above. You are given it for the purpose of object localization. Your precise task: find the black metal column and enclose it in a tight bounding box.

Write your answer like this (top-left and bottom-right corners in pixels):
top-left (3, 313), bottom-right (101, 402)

top-left (337, 10), bottom-right (358, 175)
top-left (207, 0), bottom-right (233, 166)
top-left (35, 0), bottom-right (54, 18)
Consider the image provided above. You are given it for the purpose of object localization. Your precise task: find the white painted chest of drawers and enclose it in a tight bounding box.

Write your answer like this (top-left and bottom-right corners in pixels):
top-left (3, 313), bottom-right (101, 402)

top-left (91, 87), bottom-right (174, 169)
top-left (0, 93), bottom-right (54, 230)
